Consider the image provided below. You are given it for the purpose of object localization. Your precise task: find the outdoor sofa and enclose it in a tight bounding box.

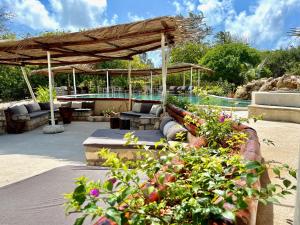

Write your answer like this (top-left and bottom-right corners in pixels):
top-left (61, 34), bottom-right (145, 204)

top-left (120, 102), bottom-right (163, 130)
top-left (54, 101), bottom-right (95, 121)
top-left (4, 102), bottom-right (50, 133)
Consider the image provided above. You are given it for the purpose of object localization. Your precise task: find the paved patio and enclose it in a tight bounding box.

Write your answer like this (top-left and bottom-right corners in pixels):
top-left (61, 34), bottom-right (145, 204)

top-left (0, 122), bottom-right (109, 187)
top-left (0, 119), bottom-right (299, 225)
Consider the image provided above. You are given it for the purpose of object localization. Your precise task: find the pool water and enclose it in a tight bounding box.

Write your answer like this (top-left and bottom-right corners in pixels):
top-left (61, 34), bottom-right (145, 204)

top-left (63, 93), bottom-right (250, 107)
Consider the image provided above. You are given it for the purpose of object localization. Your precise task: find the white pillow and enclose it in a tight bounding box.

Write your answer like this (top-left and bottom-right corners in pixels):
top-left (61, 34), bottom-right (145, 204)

top-left (71, 101), bottom-right (82, 109)
top-left (150, 104), bottom-right (160, 115)
top-left (132, 103), bottom-right (142, 112)
top-left (163, 121), bottom-right (178, 137)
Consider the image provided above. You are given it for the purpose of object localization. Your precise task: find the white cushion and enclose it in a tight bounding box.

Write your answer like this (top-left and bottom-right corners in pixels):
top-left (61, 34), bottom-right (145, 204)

top-left (163, 121), bottom-right (178, 137)
top-left (132, 103), bottom-right (142, 112)
top-left (71, 101), bottom-right (82, 109)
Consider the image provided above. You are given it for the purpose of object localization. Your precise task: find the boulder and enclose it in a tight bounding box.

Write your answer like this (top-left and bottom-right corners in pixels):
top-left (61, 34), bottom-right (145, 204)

top-left (234, 74), bottom-right (300, 100)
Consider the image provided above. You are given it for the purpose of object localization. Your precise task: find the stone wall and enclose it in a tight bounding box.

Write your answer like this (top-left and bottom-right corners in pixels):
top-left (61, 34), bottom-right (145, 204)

top-left (0, 110), bottom-right (6, 134)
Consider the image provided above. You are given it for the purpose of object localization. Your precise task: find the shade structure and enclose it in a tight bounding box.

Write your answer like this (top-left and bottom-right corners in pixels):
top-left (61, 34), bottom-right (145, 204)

top-left (30, 63), bottom-right (213, 76)
top-left (0, 16), bottom-right (198, 66)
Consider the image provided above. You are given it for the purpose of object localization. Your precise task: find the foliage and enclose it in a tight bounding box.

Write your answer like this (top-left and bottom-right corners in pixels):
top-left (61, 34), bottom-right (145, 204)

top-left (200, 80), bottom-right (235, 97)
top-left (262, 46), bottom-right (300, 77)
top-left (36, 86), bottom-right (56, 103)
top-left (214, 31), bottom-right (247, 45)
top-left (65, 93), bottom-right (296, 225)
top-left (170, 42), bottom-right (209, 64)
top-left (166, 95), bottom-right (190, 109)
top-left (112, 76), bottom-right (128, 88)
top-left (200, 43), bottom-right (261, 85)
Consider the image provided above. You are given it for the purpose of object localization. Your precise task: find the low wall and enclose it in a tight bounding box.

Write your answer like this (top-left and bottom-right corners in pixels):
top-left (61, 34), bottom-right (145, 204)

top-left (249, 92), bottom-right (300, 123)
top-left (252, 91), bottom-right (300, 107)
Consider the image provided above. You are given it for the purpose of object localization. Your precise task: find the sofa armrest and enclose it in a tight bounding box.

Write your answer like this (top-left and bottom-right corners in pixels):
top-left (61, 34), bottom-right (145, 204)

top-left (11, 114), bottom-right (30, 121)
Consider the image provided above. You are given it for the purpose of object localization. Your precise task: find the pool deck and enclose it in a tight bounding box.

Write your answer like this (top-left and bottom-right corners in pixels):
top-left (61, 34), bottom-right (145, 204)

top-left (0, 119), bottom-right (299, 224)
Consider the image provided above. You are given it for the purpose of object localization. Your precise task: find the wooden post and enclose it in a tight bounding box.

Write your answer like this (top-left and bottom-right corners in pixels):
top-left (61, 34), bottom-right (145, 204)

top-left (197, 69), bottom-right (200, 87)
top-left (72, 68), bottom-right (77, 95)
top-left (47, 51), bottom-right (55, 126)
top-left (106, 70), bottom-right (109, 94)
top-left (190, 67), bottom-right (193, 94)
top-left (294, 149), bottom-right (300, 225)
top-left (128, 61), bottom-right (132, 110)
top-left (21, 66), bottom-right (37, 102)
top-left (67, 74), bottom-right (71, 95)
top-left (150, 70), bottom-right (153, 95)
top-left (161, 33), bottom-right (167, 110)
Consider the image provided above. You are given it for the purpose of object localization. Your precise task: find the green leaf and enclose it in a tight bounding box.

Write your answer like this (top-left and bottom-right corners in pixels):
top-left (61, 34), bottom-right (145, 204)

top-left (72, 185), bottom-right (86, 205)
top-left (245, 161), bottom-right (261, 170)
top-left (221, 210), bottom-right (235, 221)
top-left (273, 167), bottom-right (280, 177)
top-left (289, 170), bottom-right (297, 179)
top-left (74, 216), bottom-right (86, 225)
top-left (246, 173), bottom-right (259, 186)
top-left (106, 207), bottom-right (122, 225)
top-left (283, 179), bottom-right (292, 188)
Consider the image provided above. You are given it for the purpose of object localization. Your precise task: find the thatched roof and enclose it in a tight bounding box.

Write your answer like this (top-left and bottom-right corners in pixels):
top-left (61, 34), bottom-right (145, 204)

top-left (30, 63), bottom-right (213, 76)
top-left (290, 28), bottom-right (300, 37)
top-left (0, 16), bottom-right (200, 66)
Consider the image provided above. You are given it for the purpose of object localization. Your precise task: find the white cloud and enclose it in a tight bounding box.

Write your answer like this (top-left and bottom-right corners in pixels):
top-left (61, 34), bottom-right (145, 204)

top-left (127, 12), bottom-right (144, 22)
top-left (224, 0), bottom-right (300, 45)
top-left (147, 50), bottom-right (161, 67)
top-left (183, 0), bottom-right (196, 12)
top-left (197, 0), bottom-right (234, 26)
top-left (275, 36), bottom-right (300, 49)
top-left (1, 0), bottom-right (118, 32)
top-left (172, 1), bottom-right (183, 14)
top-left (1, 0), bottom-right (59, 30)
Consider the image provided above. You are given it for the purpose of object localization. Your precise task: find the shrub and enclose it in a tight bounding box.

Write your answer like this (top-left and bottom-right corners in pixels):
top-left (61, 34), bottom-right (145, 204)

top-left (65, 103), bottom-right (296, 225)
top-left (36, 86), bottom-right (56, 103)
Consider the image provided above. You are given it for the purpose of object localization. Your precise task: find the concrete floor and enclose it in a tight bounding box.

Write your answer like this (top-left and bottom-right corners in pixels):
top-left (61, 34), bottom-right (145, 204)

top-left (0, 120), bottom-right (299, 224)
top-left (0, 122), bottom-right (109, 187)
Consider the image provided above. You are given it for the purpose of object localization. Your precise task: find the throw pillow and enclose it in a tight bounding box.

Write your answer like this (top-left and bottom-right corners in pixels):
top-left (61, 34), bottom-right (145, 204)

top-left (9, 105), bottom-right (28, 115)
top-left (163, 121), bottom-right (178, 137)
top-left (150, 104), bottom-right (160, 115)
top-left (39, 102), bottom-right (50, 110)
top-left (60, 101), bottom-right (72, 108)
top-left (140, 103), bottom-right (153, 113)
top-left (25, 103), bottom-right (41, 113)
top-left (82, 101), bottom-right (95, 109)
top-left (132, 103), bottom-right (142, 113)
top-left (166, 124), bottom-right (187, 141)
top-left (159, 116), bottom-right (173, 133)
top-left (71, 101), bottom-right (82, 109)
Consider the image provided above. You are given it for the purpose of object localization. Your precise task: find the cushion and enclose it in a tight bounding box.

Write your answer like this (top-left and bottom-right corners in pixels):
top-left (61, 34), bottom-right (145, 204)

top-left (60, 102), bottom-right (72, 108)
top-left (140, 103), bottom-right (153, 113)
top-left (82, 101), bottom-right (95, 109)
top-left (39, 102), bottom-right (50, 110)
top-left (9, 105), bottom-right (28, 115)
top-left (132, 103), bottom-right (142, 113)
top-left (28, 111), bottom-right (49, 119)
top-left (150, 104), bottom-right (163, 116)
top-left (166, 124), bottom-right (187, 141)
top-left (159, 116), bottom-right (173, 133)
top-left (25, 103), bottom-right (41, 113)
top-left (71, 101), bottom-right (82, 109)
top-left (163, 121), bottom-right (178, 137)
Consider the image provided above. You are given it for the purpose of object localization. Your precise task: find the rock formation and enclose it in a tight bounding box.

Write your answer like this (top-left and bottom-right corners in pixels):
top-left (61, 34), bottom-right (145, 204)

top-left (234, 74), bottom-right (300, 100)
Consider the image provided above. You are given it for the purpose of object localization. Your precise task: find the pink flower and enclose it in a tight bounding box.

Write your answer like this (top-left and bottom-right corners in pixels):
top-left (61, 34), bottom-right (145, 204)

top-left (108, 177), bottom-right (117, 184)
top-left (219, 116), bottom-right (225, 123)
top-left (90, 188), bottom-right (100, 197)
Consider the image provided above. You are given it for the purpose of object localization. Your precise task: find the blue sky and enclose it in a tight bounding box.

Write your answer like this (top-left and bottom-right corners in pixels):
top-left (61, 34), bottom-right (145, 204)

top-left (2, 0), bottom-right (300, 66)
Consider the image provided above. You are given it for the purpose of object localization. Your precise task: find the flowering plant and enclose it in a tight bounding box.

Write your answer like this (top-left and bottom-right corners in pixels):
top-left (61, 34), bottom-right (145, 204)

top-left (65, 107), bottom-right (296, 225)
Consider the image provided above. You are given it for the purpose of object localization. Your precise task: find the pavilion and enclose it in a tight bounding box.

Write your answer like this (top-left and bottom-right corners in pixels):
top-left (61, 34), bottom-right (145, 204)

top-left (30, 62), bottom-right (213, 95)
top-left (0, 16), bottom-right (201, 133)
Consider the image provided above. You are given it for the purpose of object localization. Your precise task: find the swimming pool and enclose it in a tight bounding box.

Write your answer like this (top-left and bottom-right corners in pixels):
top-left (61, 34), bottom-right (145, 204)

top-left (60, 93), bottom-right (250, 107)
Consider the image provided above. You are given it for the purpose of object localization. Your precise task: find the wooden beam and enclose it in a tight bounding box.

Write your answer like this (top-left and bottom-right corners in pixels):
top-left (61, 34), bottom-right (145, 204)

top-left (0, 28), bottom-right (176, 51)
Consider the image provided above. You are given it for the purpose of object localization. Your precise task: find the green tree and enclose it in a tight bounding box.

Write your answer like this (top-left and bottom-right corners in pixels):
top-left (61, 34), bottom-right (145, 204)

top-left (262, 47), bottom-right (300, 77)
top-left (200, 43), bottom-right (261, 85)
top-left (170, 42), bottom-right (209, 64)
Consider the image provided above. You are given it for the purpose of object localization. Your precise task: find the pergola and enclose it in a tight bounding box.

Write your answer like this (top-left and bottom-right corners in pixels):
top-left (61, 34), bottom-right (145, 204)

top-left (31, 62), bottom-right (213, 94)
top-left (0, 16), bottom-right (198, 132)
